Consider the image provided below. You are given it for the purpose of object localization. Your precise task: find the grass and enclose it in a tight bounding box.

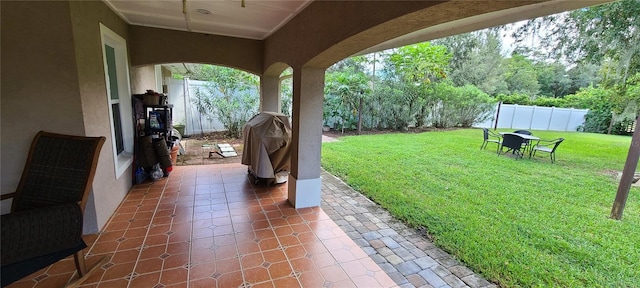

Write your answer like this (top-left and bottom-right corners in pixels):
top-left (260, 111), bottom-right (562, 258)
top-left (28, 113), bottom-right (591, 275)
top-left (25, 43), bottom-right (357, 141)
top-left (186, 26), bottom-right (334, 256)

top-left (321, 129), bottom-right (640, 287)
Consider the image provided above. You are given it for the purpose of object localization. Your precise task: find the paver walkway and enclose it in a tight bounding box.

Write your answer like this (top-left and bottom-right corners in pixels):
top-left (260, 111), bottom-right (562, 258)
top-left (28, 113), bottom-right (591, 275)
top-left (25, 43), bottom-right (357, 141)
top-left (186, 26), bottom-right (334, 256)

top-left (320, 170), bottom-right (496, 288)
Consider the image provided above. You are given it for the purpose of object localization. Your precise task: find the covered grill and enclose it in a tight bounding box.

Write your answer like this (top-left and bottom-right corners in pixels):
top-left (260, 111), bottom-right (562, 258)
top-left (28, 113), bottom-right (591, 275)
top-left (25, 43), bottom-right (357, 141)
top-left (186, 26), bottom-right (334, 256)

top-left (241, 112), bottom-right (291, 184)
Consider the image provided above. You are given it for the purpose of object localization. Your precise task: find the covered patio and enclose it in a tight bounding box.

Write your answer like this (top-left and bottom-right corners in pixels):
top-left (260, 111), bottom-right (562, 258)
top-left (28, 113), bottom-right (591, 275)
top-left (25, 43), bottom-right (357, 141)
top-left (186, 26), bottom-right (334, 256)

top-left (8, 163), bottom-right (488, 288)
top-left (2, 1), bottom-right (615, 287)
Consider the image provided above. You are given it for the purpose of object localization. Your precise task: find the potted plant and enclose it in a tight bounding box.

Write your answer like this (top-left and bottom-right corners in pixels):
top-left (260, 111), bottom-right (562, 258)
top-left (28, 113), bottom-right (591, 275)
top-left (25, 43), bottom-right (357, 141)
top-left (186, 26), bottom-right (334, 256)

top-left (173, 122), bottom-right (185, 137)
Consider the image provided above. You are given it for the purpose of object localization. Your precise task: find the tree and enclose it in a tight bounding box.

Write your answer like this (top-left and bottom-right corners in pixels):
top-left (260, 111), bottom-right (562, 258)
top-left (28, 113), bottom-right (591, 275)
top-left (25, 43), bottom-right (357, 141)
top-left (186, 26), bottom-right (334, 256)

top-left (567, 63), bottom-right (600, 95)
top-left (187, 65), bottom-right (259, 138)
top-left (389, 43), bottom-right (450, 84)
top-left (512, 0), bottom-right (640, 94)
top-left (503, 53), bottom-right (540, 96)
top-left (534, 61), bottom-right (572, 98)
top-left (324, 69), bottom-right (370, 134)
top-left (433, 30), bottom-right (507, 95)
top-left (387, 42), bottom-right (451, 127)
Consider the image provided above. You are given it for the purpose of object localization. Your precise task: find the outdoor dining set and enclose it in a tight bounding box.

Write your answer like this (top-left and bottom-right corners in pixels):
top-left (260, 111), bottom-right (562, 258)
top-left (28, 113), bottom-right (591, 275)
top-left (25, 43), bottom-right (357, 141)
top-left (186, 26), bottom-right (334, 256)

top-left (481, 128), bottom-right (565, 163)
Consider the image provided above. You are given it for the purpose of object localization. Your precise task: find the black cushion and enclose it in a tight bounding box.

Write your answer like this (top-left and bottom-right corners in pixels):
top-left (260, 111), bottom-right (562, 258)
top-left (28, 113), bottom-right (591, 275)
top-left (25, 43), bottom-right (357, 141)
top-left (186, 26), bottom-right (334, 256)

top-left (1, 203), bottom-right (84, 265)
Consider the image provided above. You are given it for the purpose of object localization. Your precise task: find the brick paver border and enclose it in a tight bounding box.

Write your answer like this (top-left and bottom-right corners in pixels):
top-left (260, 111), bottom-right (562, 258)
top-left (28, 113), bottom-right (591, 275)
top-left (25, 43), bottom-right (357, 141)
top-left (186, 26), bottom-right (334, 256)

top-left (320, 169), bottom-right (497, 288)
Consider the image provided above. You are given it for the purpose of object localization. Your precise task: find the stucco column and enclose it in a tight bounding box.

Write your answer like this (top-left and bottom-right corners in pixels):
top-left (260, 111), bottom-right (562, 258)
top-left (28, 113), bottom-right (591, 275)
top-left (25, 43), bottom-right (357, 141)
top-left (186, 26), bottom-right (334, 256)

top-left (261, 74), bottom-right (280, 112)
top-left (288, 67), bottom-right (324, 208)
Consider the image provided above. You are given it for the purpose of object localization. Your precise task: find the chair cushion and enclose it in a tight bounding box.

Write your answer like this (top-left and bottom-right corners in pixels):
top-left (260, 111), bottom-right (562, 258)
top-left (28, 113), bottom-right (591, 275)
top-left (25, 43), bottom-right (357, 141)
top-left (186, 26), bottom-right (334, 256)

top-left (1, 203), bottom-right (84, 266)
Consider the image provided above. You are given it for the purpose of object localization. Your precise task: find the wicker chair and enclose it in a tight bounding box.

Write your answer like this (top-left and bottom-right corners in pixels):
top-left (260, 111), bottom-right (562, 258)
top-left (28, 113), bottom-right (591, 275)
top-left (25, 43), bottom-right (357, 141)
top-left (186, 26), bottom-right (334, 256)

top-left (531, 138), bottom-right (565, 163)
top-left (1, 131), bottom-right (108, 287)
top-left (498, 133), bottom-right (527, 159)
top-left (481, 128), bottom-right (502, 153)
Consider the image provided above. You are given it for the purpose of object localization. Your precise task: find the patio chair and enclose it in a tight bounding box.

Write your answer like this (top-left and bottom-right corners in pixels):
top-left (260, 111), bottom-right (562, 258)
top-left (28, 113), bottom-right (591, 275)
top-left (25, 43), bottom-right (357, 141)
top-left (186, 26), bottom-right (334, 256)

top-left (531, 138), bottom-right (565, 163)
top-left (481, 128), bottom-right (502, 153)
top-left (513, 130), bottom-right (532, 135)
top-left (498, 133), bottom-right (526, 159)
top-left (1, 131), bottom-right (108, 287)
top-left (513, 130), bottom-right (533, 152)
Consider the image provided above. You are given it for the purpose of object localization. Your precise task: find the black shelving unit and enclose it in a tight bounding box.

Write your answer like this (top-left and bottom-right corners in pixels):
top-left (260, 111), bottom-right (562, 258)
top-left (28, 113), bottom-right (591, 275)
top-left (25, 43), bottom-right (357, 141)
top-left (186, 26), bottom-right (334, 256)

top-left (144, 104), bottom-right (173, 141)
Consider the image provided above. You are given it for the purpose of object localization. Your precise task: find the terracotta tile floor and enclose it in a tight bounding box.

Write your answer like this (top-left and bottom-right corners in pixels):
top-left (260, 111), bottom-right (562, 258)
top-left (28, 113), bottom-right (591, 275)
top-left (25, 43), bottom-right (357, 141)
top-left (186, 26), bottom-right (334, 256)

top-left (8, 164), bottom-right (396, 288)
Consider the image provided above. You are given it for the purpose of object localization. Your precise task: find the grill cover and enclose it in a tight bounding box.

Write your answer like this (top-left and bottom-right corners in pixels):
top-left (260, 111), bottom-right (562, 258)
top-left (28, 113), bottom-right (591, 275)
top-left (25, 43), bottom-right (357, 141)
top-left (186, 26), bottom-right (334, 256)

top-left (241, 112), bottom-right (291, 180)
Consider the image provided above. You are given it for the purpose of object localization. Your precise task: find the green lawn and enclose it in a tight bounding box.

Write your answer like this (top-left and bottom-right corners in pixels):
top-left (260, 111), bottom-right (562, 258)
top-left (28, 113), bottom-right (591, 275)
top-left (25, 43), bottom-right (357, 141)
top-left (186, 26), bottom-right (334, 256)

top-left (321, 129), bottom-right (640, 287)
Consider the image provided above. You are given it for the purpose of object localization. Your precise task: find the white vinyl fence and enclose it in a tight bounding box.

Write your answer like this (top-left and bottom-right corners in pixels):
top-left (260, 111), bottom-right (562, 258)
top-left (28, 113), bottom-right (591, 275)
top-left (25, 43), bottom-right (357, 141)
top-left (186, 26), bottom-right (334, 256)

top-left (167, 78), bottom-right (225, 136)
top-left (475, 103), bottom-right (589, 131)
top-left (167, 80), bottom-right (588, 134)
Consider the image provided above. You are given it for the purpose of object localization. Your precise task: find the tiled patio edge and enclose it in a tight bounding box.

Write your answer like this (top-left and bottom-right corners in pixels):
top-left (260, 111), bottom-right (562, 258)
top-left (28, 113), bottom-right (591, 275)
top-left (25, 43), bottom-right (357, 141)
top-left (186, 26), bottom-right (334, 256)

top-left (320, 169), bottom-right (497, 288)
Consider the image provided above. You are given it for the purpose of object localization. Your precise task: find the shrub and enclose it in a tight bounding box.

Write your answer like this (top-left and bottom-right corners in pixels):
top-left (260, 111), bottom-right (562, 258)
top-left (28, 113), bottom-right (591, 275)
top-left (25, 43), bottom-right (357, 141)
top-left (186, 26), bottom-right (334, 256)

top-left (495, 94), bottom-right (532, 105)
top-left (569, 86), bottom-right (615, 133)
top-left (531, 97), bottom-right (566, 107)
top-left (367, 83), bottom-right (413, 130)
top-left (430, 82), bottom-right (495, 128)
top-left (211, 92), bottom-right (258, 138)
top-left (454, 85), bottom-right (496, 127)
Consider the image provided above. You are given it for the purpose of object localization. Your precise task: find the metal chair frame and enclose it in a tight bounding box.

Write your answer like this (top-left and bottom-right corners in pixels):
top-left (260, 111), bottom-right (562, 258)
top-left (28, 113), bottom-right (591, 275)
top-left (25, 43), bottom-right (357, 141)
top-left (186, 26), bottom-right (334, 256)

top-left (481, 128), bottom-right (502, 153)
top-left (531, 138), bottom-right (565, 163)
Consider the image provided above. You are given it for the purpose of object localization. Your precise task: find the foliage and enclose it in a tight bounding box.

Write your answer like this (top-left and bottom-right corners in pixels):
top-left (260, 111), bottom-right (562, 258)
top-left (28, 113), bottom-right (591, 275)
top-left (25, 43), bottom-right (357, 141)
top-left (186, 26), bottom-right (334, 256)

top-left (513, 0), bottom-right (640, 70)
top-left (366, 81), bottom-right (413, 130)
top-left (534, 61), bottom-right (572, 97)
top-left (433, 30), bottom-right (507, 95)
top-left (187, 65), bottom-right (259, 138)
top-left (388, 42), bottom-right (451, 85)
top-left (530, 97), bottom-right (566, 108)
top-left (567, 63), bottom-right (601, 91)
top-left (495, 94), bottom-right (532, 105)
top-left (571, 86), bottom-right (615, 133)
top-left (429, 82), bottom-right (458, 128)
top-left (611, 117), bottom-right (636, 136)
top-left (512, 0), bottom-right (640, 106)
top-left (503, 53), bottom-right (540, 96)
top-left (280, 77), bottom-right (293, 117)
top-left (190, 87), bottom-right (210, 136)
top-left (451, 85), bottom-right (496, 127)
top-left (610, 72), bottom-right (640, 113)
top-left (324, 44), bottom-right (496, 131)
top-left (563, 86), bottom-right (613, 110)
top-left (322, 129), bottom-right (639, 287)
top-left (386, 43), bottom-right (451, 127)
top-left (323, 93), bottom-right (358, 130)
top-left (207, 89), bottom-right (258, 138)
top-left (324, 65), bottom-right (371, 132)
top-left (429, 82), bottom-right (496, 128)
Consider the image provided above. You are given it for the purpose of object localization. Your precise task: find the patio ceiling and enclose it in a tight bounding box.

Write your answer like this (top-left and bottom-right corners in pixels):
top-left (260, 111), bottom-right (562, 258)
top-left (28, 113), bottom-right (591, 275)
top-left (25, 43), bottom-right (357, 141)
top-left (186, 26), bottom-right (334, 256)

top-left (111, 0), bottom-right (615, 75)
top-left (103, 0), bottom-right (314, 40)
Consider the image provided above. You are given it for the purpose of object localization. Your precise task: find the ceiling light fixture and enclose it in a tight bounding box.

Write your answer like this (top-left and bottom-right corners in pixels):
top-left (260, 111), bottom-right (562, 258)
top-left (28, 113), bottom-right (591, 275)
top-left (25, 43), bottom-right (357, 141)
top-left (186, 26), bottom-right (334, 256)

top-left (196, 8), bottom-right (211, 15)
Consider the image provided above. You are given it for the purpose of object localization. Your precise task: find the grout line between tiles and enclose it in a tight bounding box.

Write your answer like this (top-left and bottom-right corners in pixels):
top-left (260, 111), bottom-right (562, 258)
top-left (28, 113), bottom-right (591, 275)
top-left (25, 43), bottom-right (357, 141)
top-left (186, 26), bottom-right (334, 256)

top-left (258, 188), bottom-right (305, 288)
top-left (226, 168), bottom-right (250, 288)
top-left (185, 171), bottom-right (195, 288)
top-left (127, 177), bottom-right (171, 288)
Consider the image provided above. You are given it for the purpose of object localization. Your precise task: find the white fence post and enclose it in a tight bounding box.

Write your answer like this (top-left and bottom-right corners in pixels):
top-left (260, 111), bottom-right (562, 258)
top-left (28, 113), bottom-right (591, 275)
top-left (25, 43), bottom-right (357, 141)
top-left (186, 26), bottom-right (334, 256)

top-left (529, 106), bottom-right (536, 129)
top-left (511, 104), bottom-right (518, 129)
top-left (547, 107), bottom-right (555, 130)
top-left (565, 108), bottom-right (574, 131)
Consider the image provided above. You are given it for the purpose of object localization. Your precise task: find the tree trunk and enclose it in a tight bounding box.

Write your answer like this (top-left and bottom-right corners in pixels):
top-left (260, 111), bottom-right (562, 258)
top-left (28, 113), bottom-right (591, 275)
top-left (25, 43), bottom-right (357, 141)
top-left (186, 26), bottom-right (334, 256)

top-left (607, 111), bottom-right (615, 134)
top-left (611, 114), bottom-right (640, 220)
top-left (357, 97), bottom-right (363, 135)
